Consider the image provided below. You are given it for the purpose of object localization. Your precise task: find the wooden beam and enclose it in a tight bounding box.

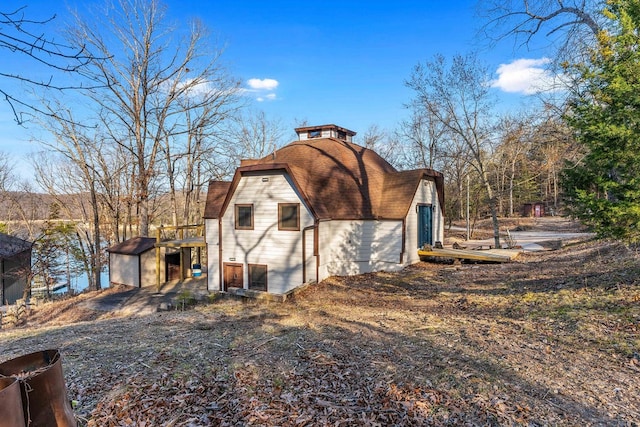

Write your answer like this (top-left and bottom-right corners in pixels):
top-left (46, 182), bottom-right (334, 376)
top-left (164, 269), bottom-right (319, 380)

top-left (418, 247), bottom-right (517, 263)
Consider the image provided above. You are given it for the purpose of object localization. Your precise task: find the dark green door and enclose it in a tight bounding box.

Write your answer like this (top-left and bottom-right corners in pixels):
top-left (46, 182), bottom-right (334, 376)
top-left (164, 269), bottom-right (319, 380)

top-left (418, 204), bottom-right (433, 248)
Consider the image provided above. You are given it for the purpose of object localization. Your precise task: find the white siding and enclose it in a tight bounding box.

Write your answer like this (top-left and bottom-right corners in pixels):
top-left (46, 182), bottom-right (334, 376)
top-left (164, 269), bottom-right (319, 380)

top-left (404, 178), bottom-right (444, 265)
top-left (140, 250), bottom-right (159, 288)
top-left (304, 227), bottom-right (317, 283)
top-left (298, 129), bottom-right (331, 140)
top-left (109, 253), bottom-right (140, 287)
top-left (318, 220), bottom-right (403, 280)
top-left (219, 171), bottom-right (314, 294)
top-left (206, 218), bottom-right (221, 291)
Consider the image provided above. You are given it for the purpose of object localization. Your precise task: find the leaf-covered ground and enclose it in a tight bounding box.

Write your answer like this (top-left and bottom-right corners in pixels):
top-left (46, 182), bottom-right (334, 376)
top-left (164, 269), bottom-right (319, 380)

top-left (1, 223), bottom-right (639, 426)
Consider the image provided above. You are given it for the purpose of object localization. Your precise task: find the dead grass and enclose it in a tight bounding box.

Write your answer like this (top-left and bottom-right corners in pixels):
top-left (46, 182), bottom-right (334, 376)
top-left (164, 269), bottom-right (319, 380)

top-left (1, 236), bottom-right (639, 426)
top-left (448, 216), bottom-right (591, 242)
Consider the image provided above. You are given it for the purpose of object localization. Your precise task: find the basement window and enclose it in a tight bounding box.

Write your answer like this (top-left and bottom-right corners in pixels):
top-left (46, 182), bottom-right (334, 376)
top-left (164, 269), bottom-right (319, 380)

top-left (278, 203), bottom-right (300, 231)
top-left (235, 204), bottom-right (254, 230)
top-left (249, 264), bottom-right (267, 291)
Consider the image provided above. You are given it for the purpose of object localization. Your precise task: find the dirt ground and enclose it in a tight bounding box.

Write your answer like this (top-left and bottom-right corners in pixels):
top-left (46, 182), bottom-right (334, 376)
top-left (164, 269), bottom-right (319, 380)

top-left (1, 217), bottom-right (639, 426)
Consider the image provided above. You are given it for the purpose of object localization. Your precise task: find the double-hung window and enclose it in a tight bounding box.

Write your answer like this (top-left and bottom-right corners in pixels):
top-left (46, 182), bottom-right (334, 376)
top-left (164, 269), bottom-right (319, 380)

top-left (235, 204), bottom-right (254, 230)
top-left (278, 203), bottom-right (300, 231)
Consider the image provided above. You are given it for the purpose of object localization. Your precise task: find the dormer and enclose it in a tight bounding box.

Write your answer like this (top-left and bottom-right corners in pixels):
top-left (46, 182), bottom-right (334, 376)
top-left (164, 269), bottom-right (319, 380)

top-left (295, 124), bottom-right (356, 142)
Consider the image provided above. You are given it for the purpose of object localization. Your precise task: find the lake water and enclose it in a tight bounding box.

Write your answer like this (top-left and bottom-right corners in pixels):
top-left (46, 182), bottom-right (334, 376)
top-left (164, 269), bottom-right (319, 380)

top-left (55, 270), bottom-right (110, 294)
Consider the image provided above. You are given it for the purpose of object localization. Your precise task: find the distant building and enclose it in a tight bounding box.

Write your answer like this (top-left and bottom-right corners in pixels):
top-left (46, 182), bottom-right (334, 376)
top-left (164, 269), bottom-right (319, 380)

top-left (523, 202), bottom-right (545, 218)
top-left (204, 124), bottom-right (445, 297)
top-left (0, 233), bottom-right (32, 305)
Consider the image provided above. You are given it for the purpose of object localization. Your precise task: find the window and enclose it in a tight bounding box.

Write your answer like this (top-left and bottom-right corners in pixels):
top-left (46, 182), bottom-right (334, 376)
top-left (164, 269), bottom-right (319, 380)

top-left (235, 204), bottom-right (253, 230)
top-left (308, 129), bottom-right (321, 138)
top-left (336, 130), bottom-right (346, 140)
top-left (249, 264), bottom-right (267, 291)
top-left (278, 203), bottom-right (300, 230)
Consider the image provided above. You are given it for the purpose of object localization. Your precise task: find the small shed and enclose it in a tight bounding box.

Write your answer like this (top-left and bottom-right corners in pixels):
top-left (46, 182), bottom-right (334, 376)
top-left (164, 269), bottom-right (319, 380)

top-left (523, 202), bottom-right (545, 218)
top-left (107, 237), bottom-right (166, 288)
top-left (0, 233), bottom-right (32, 305)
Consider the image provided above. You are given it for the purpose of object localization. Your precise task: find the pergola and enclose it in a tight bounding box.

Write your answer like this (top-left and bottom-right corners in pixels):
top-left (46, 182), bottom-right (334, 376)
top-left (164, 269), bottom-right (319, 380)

top-left (154, 224), bottom-right (206, 292)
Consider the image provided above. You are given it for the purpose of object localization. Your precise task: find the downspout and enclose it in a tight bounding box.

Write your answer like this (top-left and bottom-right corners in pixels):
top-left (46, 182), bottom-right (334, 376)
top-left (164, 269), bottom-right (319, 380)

top-left (315, 220), bottom-right (320, 282)
top-left (400, 218), bottom-right (406, 264)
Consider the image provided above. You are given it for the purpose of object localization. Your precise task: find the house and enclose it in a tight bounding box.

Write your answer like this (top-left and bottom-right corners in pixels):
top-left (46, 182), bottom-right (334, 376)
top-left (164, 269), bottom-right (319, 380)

top-left (0, 233), bottom-right (32, 305)
top-left (107, 237), bottom-right (166, 288)
top-left (203, 124), bottom-right (445, 297)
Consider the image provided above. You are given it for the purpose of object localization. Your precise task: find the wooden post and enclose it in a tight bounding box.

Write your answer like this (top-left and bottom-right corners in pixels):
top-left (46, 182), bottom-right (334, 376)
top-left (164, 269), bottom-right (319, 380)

top-left (466, 174), bottom-right (470, 241)
top-left (156, 227), bottom-right (161, 293)
top-left (180, 248), bottom-right (184, 282)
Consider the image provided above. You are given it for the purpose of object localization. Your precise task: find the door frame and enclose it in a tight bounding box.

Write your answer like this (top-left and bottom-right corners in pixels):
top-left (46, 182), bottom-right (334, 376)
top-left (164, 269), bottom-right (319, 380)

top-left (417, 203), bottom-right (434, 248)
top-left (223, 263), bottom-right (244, 291)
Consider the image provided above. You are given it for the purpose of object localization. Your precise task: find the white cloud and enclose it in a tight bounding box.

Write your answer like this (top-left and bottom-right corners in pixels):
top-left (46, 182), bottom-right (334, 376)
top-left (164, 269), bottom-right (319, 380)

top-left (177, 78), bottom-right (215, 97)
top-left (247, 78), bottom-right (279, 90)
top-left (256, 94), bottom-right (277, 102)
top-left (165, 77), bottom-right (243, 101)
top-left (491, 58), bottom-right (564, 95)
top-left (245, 78), bottom-right (279, 102)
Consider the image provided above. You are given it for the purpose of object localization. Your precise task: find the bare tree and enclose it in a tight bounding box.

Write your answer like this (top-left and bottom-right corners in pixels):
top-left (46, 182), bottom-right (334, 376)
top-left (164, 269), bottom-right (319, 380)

top-left (358, 124), bottom-right (403, 169)
top-left (406, 53), bottom-right (502, 248)
top-left (491, 116), bottom-right (532, 216)
top-left (0, 153), bottom-right (12, 193)
top-left (397, 109), bottom-right (448, 170)
top-left (478, 0), bottom-right (604, 62)
top-left (529, 113), bottom-right (578, 211)
top-left (65, 0), bottom-right (241, 236)
top-left (0, 6), bottom-right (97, 124)
top-left (218, 110), bottom-right (287, 161)
top-left (33, 103), bottom-right (108, 291)
top-left (93, 143), bottom-right (133, 242)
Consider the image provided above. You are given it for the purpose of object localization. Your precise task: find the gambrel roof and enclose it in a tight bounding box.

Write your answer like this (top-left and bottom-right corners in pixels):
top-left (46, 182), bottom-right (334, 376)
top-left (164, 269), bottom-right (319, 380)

top-left (204, 136), bottom-right (444, 221)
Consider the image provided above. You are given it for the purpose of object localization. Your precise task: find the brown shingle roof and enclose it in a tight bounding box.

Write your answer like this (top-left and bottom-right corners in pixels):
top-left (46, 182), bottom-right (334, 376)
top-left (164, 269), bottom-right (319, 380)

top-left (107, 237), bottom-right (156, 255)
top-left (203, 137), bottom-right (444, 221)
top-left (252, 138), bottom-right (397, 219)
top-left (0, 233), bottom-right (32, 259)
top-left (378, 169), bottom-right (445, 218)
top-left (203, 181), bottom-right (232, 219)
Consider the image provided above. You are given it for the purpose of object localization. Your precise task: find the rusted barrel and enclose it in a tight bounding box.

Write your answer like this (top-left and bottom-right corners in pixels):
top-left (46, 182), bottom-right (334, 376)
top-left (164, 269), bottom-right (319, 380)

top-left (0, 350), bottom-right (76, 427)
top-left (0, 376), bottom-right (26, 427)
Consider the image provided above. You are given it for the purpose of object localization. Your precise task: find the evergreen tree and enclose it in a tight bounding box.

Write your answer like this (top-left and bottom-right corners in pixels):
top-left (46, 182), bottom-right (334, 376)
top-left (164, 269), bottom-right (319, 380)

top-left (563, 0), bottom-right (640, 243)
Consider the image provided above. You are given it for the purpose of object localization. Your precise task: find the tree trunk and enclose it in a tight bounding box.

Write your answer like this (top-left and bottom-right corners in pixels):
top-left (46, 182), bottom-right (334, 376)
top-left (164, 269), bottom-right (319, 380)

top-left (508, 175), bottom-right (514, 218)
top-left (482, 172), bottom-right (501, 249)
top-left (90, 180), bottom-right (102, 290)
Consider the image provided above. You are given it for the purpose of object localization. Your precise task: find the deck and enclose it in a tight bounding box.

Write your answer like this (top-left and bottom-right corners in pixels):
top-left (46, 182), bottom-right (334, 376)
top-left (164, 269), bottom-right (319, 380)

top-left (418, 246), bottom-right (521, 263)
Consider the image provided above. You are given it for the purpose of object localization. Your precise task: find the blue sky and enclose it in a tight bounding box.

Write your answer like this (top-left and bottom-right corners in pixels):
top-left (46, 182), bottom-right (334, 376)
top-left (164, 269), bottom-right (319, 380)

top-left (1, 0), bottom-right (556, 182)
